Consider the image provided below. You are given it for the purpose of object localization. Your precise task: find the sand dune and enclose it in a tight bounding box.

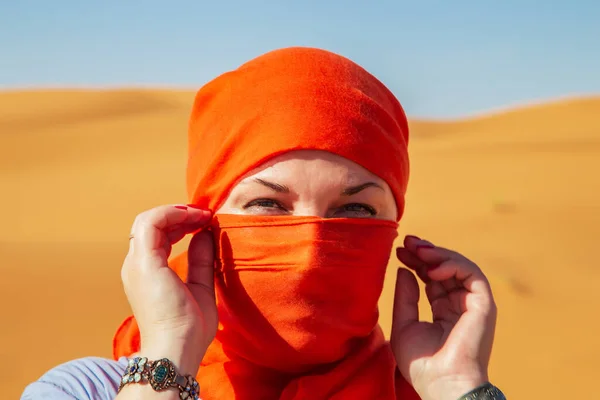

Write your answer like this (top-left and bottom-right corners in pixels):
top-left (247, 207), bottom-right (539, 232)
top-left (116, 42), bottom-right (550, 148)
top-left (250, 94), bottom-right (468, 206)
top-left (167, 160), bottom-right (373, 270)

top-left (1, 89), bottom-right (599, 399)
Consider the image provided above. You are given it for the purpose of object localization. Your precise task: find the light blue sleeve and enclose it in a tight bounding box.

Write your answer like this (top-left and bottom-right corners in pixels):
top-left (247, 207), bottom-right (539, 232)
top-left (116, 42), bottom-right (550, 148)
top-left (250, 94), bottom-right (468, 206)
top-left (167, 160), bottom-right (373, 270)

top-left (21, 356), bottom-right (128, 400)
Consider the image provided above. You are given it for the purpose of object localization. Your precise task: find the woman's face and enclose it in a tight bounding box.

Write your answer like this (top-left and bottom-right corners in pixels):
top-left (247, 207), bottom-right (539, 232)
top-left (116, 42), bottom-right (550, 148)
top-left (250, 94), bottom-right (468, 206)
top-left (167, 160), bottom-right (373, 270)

top-left (217, 150), bottom-right (398, 221)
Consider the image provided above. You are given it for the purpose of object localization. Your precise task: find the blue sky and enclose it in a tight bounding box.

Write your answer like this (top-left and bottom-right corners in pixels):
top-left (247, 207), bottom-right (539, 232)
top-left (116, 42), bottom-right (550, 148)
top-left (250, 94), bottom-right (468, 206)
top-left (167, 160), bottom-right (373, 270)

top-left (1, 1), bottom-right (598, 118)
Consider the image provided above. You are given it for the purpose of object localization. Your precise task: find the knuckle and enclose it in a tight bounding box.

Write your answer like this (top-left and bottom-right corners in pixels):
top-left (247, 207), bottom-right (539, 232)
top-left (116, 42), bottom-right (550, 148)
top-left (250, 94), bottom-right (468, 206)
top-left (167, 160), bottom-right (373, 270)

top-left (132, 213), bottom-right (146, 232)
top-left (121, 254), bottom-right (138, 285)
top-left (482, 301), bottom-right (498, 321)
top-left (135, 213), bottom-right (159, 235)
top-left (132, 205), bottom-right (175, 234)
top-left (489, 294), bottom-right (498, 310)
top-left (120, 263), bottom-right (131, 285)
top-left (133, 210), bottom-right (149, 225)
top-left (452, 252), bottom-right (481, 273)
top-left (134, 210), bottom-right (151, 226)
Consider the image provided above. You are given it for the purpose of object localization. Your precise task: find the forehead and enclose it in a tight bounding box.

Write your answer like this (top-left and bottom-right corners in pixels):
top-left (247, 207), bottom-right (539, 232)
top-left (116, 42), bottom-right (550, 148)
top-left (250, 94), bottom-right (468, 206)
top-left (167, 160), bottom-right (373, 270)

top-left (242, 150), bottom-right (384, 184)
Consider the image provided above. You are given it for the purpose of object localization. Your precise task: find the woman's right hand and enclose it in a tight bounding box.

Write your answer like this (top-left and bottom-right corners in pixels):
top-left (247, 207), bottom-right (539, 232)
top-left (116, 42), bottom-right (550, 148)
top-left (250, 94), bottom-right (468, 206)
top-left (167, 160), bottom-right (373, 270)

top-left (121, 204), bottom-right (218, 376)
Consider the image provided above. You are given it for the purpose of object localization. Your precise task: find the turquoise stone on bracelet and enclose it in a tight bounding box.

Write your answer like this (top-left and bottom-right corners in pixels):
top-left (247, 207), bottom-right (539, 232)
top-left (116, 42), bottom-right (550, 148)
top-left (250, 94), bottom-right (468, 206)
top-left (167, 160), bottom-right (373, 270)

top-left (153, 363), bottom-right (168, 383)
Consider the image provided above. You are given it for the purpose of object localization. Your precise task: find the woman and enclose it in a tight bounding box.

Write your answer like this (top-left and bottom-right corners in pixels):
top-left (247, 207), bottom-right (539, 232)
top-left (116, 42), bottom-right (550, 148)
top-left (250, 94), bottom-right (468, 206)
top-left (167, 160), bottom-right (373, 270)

top-left (22, 47), bottom-right (505, 399)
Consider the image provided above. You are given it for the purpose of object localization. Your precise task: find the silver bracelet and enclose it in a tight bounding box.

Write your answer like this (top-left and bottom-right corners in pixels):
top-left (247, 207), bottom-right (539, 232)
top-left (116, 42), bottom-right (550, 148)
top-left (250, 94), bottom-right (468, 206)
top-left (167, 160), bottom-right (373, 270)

top-left (458, 382), bottom-right (506, 399)
top-left (118, 356), bottom-right (201, 400)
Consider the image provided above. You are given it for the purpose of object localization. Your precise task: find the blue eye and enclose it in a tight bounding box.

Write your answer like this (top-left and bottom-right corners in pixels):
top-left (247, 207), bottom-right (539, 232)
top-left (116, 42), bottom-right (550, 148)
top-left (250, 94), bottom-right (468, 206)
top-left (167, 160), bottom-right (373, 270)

top-left (338, 203), bottom-right (377, 217)
top-left (243, 198), bottom-right (286, 212)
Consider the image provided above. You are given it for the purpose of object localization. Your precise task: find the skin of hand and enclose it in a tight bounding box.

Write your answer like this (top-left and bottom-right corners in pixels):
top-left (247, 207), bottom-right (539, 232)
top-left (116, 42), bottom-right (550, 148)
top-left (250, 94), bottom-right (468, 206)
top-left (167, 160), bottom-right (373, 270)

top-left (120, 204), bottom-right (218, 377)
top-left (392, 235), bottom-right (497, 400)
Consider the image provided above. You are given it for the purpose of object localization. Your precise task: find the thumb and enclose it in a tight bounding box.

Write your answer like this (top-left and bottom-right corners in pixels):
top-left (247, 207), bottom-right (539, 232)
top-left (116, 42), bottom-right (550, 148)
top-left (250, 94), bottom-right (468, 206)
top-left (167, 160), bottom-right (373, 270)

top-left (186, 229), bottom-right (215, 301)
top-left (391, 268), bottom-right (420, 338)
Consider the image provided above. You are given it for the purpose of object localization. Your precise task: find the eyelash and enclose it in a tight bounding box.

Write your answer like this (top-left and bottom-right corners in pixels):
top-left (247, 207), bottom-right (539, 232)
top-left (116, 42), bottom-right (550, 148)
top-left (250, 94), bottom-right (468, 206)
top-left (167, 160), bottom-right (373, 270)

top-left (341, 203), bottom-right (377, 215)
top-left (243, 199), bottom-right (285, 211)
top-left (243, 199), bottom-right (377, 216)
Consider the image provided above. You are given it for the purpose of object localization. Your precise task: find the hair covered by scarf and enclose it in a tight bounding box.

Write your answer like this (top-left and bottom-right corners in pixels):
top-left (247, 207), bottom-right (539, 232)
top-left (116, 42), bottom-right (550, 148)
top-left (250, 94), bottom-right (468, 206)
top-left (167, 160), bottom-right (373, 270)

top-left (186, 46), bottom-right (409, 217)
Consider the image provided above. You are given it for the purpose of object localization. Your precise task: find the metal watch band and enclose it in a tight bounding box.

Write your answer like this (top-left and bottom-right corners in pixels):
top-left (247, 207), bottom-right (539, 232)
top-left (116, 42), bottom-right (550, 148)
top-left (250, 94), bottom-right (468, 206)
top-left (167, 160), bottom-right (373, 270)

top-left (118, 356), bottom-right (201, 400)
top-left (458, 382), bottom-right (506, 399)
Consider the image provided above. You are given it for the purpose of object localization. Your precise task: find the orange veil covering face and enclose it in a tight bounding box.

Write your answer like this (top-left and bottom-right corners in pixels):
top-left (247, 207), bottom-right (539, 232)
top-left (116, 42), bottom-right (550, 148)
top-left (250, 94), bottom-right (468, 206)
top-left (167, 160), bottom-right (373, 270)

top-left (113, 47), bottom-right (420, 399)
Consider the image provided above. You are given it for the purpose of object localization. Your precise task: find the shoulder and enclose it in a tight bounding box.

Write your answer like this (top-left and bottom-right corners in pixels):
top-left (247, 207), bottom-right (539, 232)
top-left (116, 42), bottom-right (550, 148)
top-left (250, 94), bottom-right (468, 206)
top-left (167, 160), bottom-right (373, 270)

top-left (21, 356), bottom-right (128, 400)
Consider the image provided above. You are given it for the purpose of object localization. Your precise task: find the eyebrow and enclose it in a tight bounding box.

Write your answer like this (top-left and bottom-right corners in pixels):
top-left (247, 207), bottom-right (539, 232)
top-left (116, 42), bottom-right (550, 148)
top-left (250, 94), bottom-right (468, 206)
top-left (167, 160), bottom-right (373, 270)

top-left (248, 178), bottom-right (383, 196)
top-left (252, 178), bottom-right (290, 193)
top-left (342, 182), bottom-right (384, 196)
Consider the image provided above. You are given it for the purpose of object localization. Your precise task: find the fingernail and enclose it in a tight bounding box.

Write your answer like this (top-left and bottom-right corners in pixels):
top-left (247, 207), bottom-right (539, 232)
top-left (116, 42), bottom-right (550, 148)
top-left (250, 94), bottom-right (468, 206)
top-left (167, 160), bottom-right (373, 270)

top-left (405, 235), bottom-right (420, 241)
top-left (416, 244), bottom-right (435, 251)
top-left (175, 205), bottom-right (188, 210)
top-left (186, 204), bottom-right (205, 210)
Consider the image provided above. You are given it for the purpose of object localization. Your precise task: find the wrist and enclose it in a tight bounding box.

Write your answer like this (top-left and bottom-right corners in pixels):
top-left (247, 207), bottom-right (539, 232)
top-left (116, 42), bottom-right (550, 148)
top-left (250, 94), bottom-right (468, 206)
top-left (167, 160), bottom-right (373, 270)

top-left (141, 340), bottom-right (206, 377)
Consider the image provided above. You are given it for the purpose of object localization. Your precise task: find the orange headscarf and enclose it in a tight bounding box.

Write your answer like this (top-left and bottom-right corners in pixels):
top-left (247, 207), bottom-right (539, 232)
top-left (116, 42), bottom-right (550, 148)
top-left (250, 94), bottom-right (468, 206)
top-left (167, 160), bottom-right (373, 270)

top-left (113, 47), bottom-right (419, 399)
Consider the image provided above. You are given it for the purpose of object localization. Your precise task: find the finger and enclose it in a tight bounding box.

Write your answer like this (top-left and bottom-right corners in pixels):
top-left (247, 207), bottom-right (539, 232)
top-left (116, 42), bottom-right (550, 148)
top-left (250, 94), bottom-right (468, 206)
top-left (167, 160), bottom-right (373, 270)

top-left (408, 240), bottom-right (480, 293)
top-left (391, 268), bottom-right (420, 336)
top-left (428, 259), bottom-right (496, 354)
top-left (424, 280), bottom-right (462, 326)
top-left (413, 239), bottom-right (493, 313)
top-left (446, 289), bottom-right (497, 362)
top-left (403, 235), bottom-right (435, 255)
top-left (155, 220), bottom-right (208, 259)
top-left (430, 296), bottom-right (461, 325)
top-left (404, 236), bottom-right (463, 268)
top-left (131, 205), bottom-right (211, 256)
top-left (396, 247), bottom-right (427, 270)
top-left (427, 259), bottom-right (491, 299)
top-left (425, 280), bottom-right (448, 303)
top-left (410, 242), bottom-right (466, 269)
top-left (439, 275), bottom-right (459, 294)
top-left (405, 236), bottom-right (497, 360)
top-left (165, 222), bottom-right (206, 246)
top-left (130, 205), bottom-right (187, 255)
top-left (403, 236), bottom-right (458, 286)
top-left (405, 237), bottom-right (476, 302)
top-left (448, 289), bottom-right (469, 315)
top-left (396, 247), bottom-right (431, 283)
top-left (404, 238), bottom-right (465, 294)
top-left (187, 229), bottom-right (216, 301)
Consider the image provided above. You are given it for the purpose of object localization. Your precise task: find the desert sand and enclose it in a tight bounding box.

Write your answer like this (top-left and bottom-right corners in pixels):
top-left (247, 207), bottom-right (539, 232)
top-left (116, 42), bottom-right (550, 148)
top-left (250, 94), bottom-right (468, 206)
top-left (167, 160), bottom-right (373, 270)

top-left (1, 89), bottom-right (598, 399)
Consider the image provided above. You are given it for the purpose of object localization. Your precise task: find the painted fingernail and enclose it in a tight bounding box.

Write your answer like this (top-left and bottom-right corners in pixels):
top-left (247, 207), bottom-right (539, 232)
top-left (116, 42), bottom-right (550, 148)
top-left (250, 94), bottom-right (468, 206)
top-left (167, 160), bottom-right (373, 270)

top-left (416, 244), bottom-right (435, 251)
top-left (175, 205), bottom-right (188, 210)
top-left (186, 204), bottom-right (205, 210)
top-left (405, 235), bottom-right (420, 241)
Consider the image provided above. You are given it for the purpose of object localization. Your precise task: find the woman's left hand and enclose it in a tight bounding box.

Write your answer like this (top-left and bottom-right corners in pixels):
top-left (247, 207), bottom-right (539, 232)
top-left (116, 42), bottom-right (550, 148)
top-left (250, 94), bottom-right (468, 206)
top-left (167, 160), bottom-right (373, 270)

top-left (391, 235), bottom-right (497, 400)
